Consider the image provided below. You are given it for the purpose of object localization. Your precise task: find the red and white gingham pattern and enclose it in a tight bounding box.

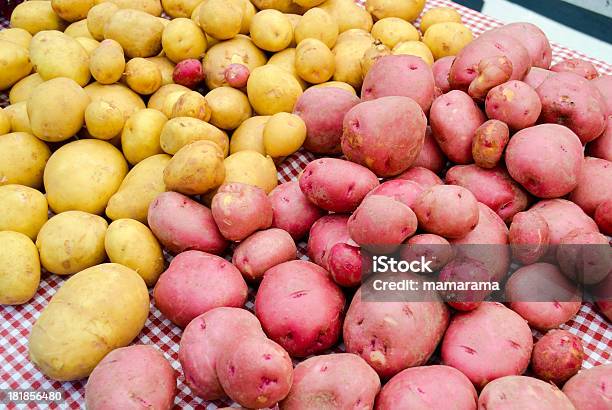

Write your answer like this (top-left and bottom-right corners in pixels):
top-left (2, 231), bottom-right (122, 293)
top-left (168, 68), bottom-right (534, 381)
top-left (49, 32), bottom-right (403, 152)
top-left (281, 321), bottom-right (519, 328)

top-left (1, 1), bottom-right (610, 409)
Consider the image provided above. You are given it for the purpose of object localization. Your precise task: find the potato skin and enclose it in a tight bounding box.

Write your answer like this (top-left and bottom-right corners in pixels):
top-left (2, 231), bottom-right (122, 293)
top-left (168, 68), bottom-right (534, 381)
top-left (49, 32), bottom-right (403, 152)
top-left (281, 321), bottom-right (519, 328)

top-left (494, 22), bottom-right (552, 69)
top-left (202, 36), bottom-right (267, 89)
top-left (162, 17), bottom-right (207, 63)
top-left (0, 40), bottom-right (32, 91)
top-left (0, 231), bottom-right (40, 305)
top-left (160, 117), bottom-right (229, 156)
top-left (104, 9), bottom-right (165, 58)
top-left (0, 185), bottom-right (48, 240)
top-left (222, 150), bottom-right (278, 194)
top-left (509, 210), bottom-right (550, 264)
top-left (395, 166), bottom-right (443, 189)
top-left (471, 120), bottom-right (510, 169)
top-left (531, 199), bottom-right (598, 246)
top-left (8, 73), bottom-right (43, 105)
top-left (563, 363), bottom-right (612, 410)
top-left (121, 109), bottom-right (167, 165)
top-left (230, 115), bottom-right (269, 155)
top-left (423, 22), bottom-right (473, 60)
top-left (204, 87), bottom-right (252, 130)
top-left (10, 1), bottom-right (66, 35)
top-left (269, 181), bottom-right (325, 240)
top-left (372, 17), bottom-right (420, 49)
top-left (307, 214), bottom-right (351, 270)
top-left (247, 65), bottom-right (303, 115)
top-left (0, 132), bottom-right (51, 189)
top-left (486, 80), bottom-right (542, 130)
top-left (29, 31), bottom-right (90, 87)
top-left (432, 56), bottom-right (454, 93)
top-left (531, 329), bottom-right (584, 385)
top-left (569, 156), bottom-right (612, 216)
top-left (295, 39), bottom-right (335, 84)
top-left (479, 376), bottom-right (575, 410)
top-left (164, 140), bottom-right (225, 195)
top-left (294, 7), bottom-right (338, 48)
top-left (232, 229), bottom-right (297, 281)
top-left (84, 82), bottom-right (146, 122)
top-left (90, 39), bottom-right (125, 85)
top-left (587, 117), bottom-right (612, 162)
top-left (28, 263), bottom-right (149, 381)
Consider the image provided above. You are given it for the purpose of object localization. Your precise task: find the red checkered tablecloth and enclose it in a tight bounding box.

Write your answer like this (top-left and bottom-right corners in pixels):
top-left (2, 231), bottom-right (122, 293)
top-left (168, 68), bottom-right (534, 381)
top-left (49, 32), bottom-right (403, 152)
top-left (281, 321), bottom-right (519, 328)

top-left (1, 1), bottom-right (611, 409)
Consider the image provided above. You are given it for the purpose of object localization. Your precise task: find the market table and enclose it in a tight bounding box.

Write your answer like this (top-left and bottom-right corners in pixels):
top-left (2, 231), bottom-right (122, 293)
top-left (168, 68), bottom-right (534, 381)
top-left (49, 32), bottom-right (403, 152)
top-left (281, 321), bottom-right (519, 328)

top-left (1, 0), bottom-right (611, 408)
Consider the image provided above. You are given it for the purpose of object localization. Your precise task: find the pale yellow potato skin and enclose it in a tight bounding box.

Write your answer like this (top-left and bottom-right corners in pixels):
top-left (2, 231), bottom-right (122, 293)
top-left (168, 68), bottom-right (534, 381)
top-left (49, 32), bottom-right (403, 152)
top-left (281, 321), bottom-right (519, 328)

top-left (0, 185), bottom-right (48, 240)
top-left (294, 8), bottom-right (339, 48)
top-left (332, 32), bottom-right (374, 89)
top-left (90, 39), bottom-right (125, 85)
top-left (36, 211), bottom-right (108, 276)
top-left (420, 6), bottom-right (462, 33)
top-left (319, 0), bottom-right (373, 33)
top-left (295, 38), bottom-right (336, 84)
top-left (230, 115), bottom-right (270, 155)
top-left (240, 0), bottom-right (256, 34)
top-left (162, 0), bottom-right (204, 18)
top-left (423, 22), bottom-right (473, 60)
top-left (0, 231), bottom-right (40, 305)
top-left (10, 2), bottom-right (67, 35)
top-left (84, 83), bottom-right (146, 122)
top-left (393, 40), bottom-right (435, 65)
top-left (162, 91), bottom-right (189, 118)
top-left (268, 48), bottom-right (308, 90)
top-left (28, 263), bottom-right (149, 381)
top-left (104, 9), bottom-right (165, 58)
top-left (148, 83), bottom-right (190, 111)
top-left (204, 87), bottom-right (252, 130)
top-left (44, 139), bottom-right (128, 214)
top-left (164, 140), bottom-right (225, 195)
top-left (3, 102), bottom-right (33, 134)
top-left (75, 37), bottom-right (101, 56)
top-left (64, 20), bottom-right (94, 39)
top-left (371, 17), bottom-right (420, 49)
top-left (105, 219), bottom-right (165, 286)
top-left (223, 150), bottom-right (278, 193)
top-left (87, 2), bottom-right (120, 41)
top-left (162, 17), bottom-right (207, 63)
top-left (0, 108), bottom-right (9, 135)
top-left (0, 28), bottom-right (33, 49)
top-left (124, 57), bottom-right (163, 95)
top-left (146, 56), bottom-right (176, 86)
top-left (310, 80), bottom-right (357, 95)
top-left (263, 112), bottom-right (307, 157)
top-left (250, 10), bottom-right (293, 52)
top-left (97, 0), bottom-right (163, 16)
top-left (121, 109), bottom-right (168, 165)
top-left (85, 100), bottom-right (125, 140)
top-left (0, 40), bottom-right (32, 91)
top-left (0, 132), bottom-right (51, 188)
top-left (52, 0), bottom-right (95, 22)
top-left (160, 117), bottom-right (229, 156)
top-left (365, 0), bottom-right (426, 22)
top-left (247, 65), bottom-right (303, 115)
top-left (199, 0), bottom-right (243, 40)
top-left (172, 91), bottom-right (211, 122)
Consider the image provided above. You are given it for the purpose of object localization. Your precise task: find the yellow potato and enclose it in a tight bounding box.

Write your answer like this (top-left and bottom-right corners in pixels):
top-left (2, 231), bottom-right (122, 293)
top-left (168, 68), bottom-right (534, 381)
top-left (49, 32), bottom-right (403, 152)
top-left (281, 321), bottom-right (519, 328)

top-left (3, 102), bottom-right (32, 134)
top-left (392, 40), bottom-right (434, 65)
top-left (263, 112), bottom-right (306, 157)
top-left (204, 87), bottom-right (252, 130)
top-left (199, 0), bottom-right (244, 40)
top-left (146, 56), bottom-right (176, 85)
top-left (85, 100), bottom-right (125, 140)
top-left (310, 80), bottom-right (357, 95)
top-left (250, 9), bottom-right (293, 52)
top-left (124, 57), bottom-right (163, 95)
top-left (36, 211), bottom-right (108, 276)
top-left (365, 0), bottom-right (425, 22)
top-left (0, 28), bottom-right (33, 49)
top-left (247, 65), bottom-right (303, 115)
top-left (420, 6), bottom-right (462, 33)
top-left (230, 116), bottom-right (270, 155)
top-left (0, 231), bottom-right (40, 305)
top-left (295, 0), bottom-right (325, 6)
top-left (27, 77), bottom-right (91, 142)
top-left (51, 0), bottom-right (95, 22)
top-left (75, 37), bottom-right (101, 56)
top-left (104, 9), bottom-right (164, 58)
top-left (250, 0), bottom-right (305, 13)
top-left (162, 90), bottom-right (189, 118)
top-left (285, 14), bottom-right (300, 47)
top-left (164, 140), bottom-right (225, 195)
top-left (44, 139), bottom-right (128, 214)
top-left (64, 20), bottom-right (94, 39)
top-left (160, 117), bottom-right (229, 155)
top-left (0, 108), bottom-right (9, 135)
top-left (319, 0), bottom-right (373, 33)
top-left (148, 83), bottom-right (190, 111)
top-left (121, 109), bottom-right (167, 165)
top-left (105, 219), bottom-right (165, 286)
top-left (87, 2), bottom-right (120, 41)
top-left (423, 22), bottom-right (473, 60)
top-left (332, 32), bottom-right (374, 89)
top-left (295, 39), bottom-right (336, 84)
top-left (223, 150), bottom-right (278, 193)
top-left (162, 17), bottom-right (207, 63)
top-left (8, 74), bottom-right (44, 104)
top-left (10, 1), bottom-right (66, 35)
top-left (29, 31), bottom-right (90, 87)
top-left (294, 8), bottom-right (338, 49)
top-left (28, 263), bottom-right (149, 381)
top-left (101, 0), bottom-right (163, 16)
top-left (268, 48), bottom-right (308, 90)
top-left (0, 40), bottom-right (32, 91)
top-left (361, 41), bottom-right (391, 76)
top-left (0, 132), bottom-right (50, 188)
top-left (241, 0), bottom-right (256, 34)
top-left (172, 91), bottom-right (211, 122)
top-left (90, 39), bottom-right (125, 85)
top-left (161, 0), bottom-right (204, 18)
top-left (336, 28), bottom-right (374, 45)
top-left (84, 82), bottom-right (146, 121)
top-left (0, 185), bottom-right (48, 240)
top-left (371, 17), bottom-right (420, 49)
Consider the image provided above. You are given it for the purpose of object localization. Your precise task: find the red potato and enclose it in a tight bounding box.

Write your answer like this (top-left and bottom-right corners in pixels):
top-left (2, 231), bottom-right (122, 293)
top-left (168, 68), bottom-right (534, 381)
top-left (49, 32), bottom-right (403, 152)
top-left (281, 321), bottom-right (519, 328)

top-left (179, 308), bottom-right (265, 400)
top-left (361, 55), bottom-right (435, 112)
top-left (494, 22), bottom-right (552, 69)
top-left (551, 58), bottom-right (598, 80)
top-left (327, 242), bottom-right (364, 288)
top-left (280, 353), bottom-right (381, 410)
top-left (591, 271), bottom-right (612, 321)
top-left (432, 56), bottom-right (455, 94)
top-left (348, 195), bottom-right (418, 254)
top-left (441, 302), bottom-right (533, 388)
top-left (85, 345), bottom-right (177, 410)
top-left (471, 120), bottom-right (510, 169)
top-left (232, 228), bottom-right (297, 282)
top-left (148, 191), bottom-right (228, 255)
top-left (430, 90), bottom-right (486, 164)
top-left (342, 96), bottom-right (427, 177)
top-left (293, 87), bottom-right (360, 154)
top-left (211, 182), bottom-right (273, 241)
top-left (531, 329), bottom-right (584, 385)
top-left (505, 124), bottom-right (584, 198)
top-left (595, 199), bottom-right (612, 235)
top-left (537, 72), bottom-right (607, 144)
top-left (299, 158), bottom-right (379, 213)
top-left (224, 64), bottom-right (250, 88)
top-left (307, 214), bottom-right (351, 270)
top-left (446, 165), bottom-right (530, 223)
top-left (478, 376), bottom-right (576, 410)
top-left (587, 117), bottom-right (612, 161)
top-left (255, 260), bottom-right (345, 357)
top-left (485, 80), bottom-right (542, 130)
top-left (400, 234), bottom-right (454, 272)
top-left (530, 199), bottom-right (598, 248)
top-left (523, 67), bottom-right (554, 89)
top-left (505, 263), bottom-right (582, 330)
top-left (412, 127), bottom-right (446, 174)
top-left (154, 251), bottom-right (248, 327)
top-left (395, 166), bottom-right (443, 189)
top-left (556, 230), bottom-right (611, 285)
top-left (413, 184), bottom-right (480, 239)
top-left (467, 55), bottom-right (513, 101)
top-left (268, 181), bottom-right (325, 240)
top-left (591, 74), bottom-right (612, 115)
top-left (509, 210), bottom-right (551, 264)
top-left (365, 179), bottom-right (425, 209)
top-left (569, 157), bottom-right (612, 216)
top-left (438, 257), bottom-right (494, 311)
top-left (343, 275), bottom-right (450, 379)
top-left (173, 58), bottom-right (205, 89)
top-left (562, 364), bottom-right (612, 410)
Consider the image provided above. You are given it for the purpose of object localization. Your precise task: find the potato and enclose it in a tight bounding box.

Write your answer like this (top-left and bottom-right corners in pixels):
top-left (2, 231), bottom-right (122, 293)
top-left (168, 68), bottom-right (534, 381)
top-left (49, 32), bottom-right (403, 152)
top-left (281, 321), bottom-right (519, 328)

top-left (51, 0), bottom-right (94, 22)
top-left (595, 199), bottom-right (612, 236)
top-left (10, 1), bottom-right (66, 35)
top-left (0, 40), bottom-right (32, 91)
top-left (0, 231), bottom-right (40, 305)
top-left (0, 132), bottom-right (50, 189)
top-left (198, 0), bottom-right (243, 40)
top-left (204, 87), bottom-right (252, 130)
top-left (392, 40), bottom-right (434, 66)
top-left (8, 74), bottom-right (43, 105)
top-left (124, 57), bottom-right (163, 95)
top-left (588, 117), bottom-right (612, 162)
top-left (64, 20), bottom-right (94, 39)
top-left (592, 74), bottom-right (612, 116)
top-left (557, 230), bottom-right (610, 285)
top-left (268, 48), bottom-right (308, 90)
top-left (0, 27), bottom-right (32, 49)
top-left (412, 129), bottom-right (446, 174)
top-left (360, 41), bottom-right (392, 77)
top-left (170, 91), bottom-right (210, 122)
top-left (563, 363), bottom-right (612, 409)
top-left (551, 58), bottom-right (597, 80)
top-left (423, 22), bottom-right (473, 60)
top-left (202, 36), bottom-right (267, 89)
top-left (247, 65), bottom-right (303, 115)
top-left (75, 37), bottom-right (101, 56)
top-left (44, 139), bottom-right (128, 214)
top-left (365, 0), bottom-right (425, 21)
top-left (509, 210), bottom-right (550, 264)
top-left (232, 229), bottom-right (296, 282)
top-left (320, 0), bottom-right (372, 33)
top-left (0, 185), bottom-right (47, 241)
top-left (479, 376), bottom-right (575, 410)
top-left (307, 214), bottom-right (350, 269)
top-left (269, 181), bottom-right (325, 240)
top-left (119, 109), bottom-right (166, 165)
top-left (89, 39), bottom-right (125, 85)
top-left (532, 329), bottom-right (584, 385)
top-left (106, 154), bottom-right (170, 223)
top-left (295, 39), bottom-right (335, 84)
top-left (371, 17), bottom-right (419, 49)
top-left (432, 56), bottom-right (454, 93)
top-left (531, 199), bottom-right (598, 247)
top-left (102, 0), bottom-right (163, 15)
top-left (366, 179), bottom-right (424, 209)
top-left (230, 116), bottom-right (269, 155)
top-left (146, 56), bottom-right (175, 86)
top-left (162, 90), bottom-right (189, 117)
top-left (84, 100), bottom-right (125, 140)
top-left (4, 102), bottom-right (32, 133)
top-left (395, 166), bottom-right (443, 189)
top-left (87, 2), bottom-right (120, 41)
top-left (376, 365), bottom-right (477, 410)
top-left (471, 120), bottom-right (510, 169)
top-left (84, 83), bottom-right (146, 121)
top-left (29, 263), bottom-right (149, 381)
top-left (161, 17), bottom-right (207, 63)
top-left (160, 117), bottom-right (229, 155)
top-left (294, 8), bottom-right (338, 48)
top-left (494, 22), bottom-right (552, 69)
top-left (164, 140), bottom-right (225, 195)
top-left (162, 0), bottom-right (205, 18)
top-left (569, 156), bottom-right (612, 216)
top-left (400, 233), bottom-right (453, 273)
top-left (0, 108), bottom-right (10, 136)
top-left (421, 7), bottom-right (462, 33)
top-left (29, 31), bottom-right (90, 87)
top-left (250, 9), bottom-right (293, 52)
top-left (104, 9), bottom-right (164, 58)
top-left (262, 112), bottom-right (306, 157)
top-left (485, 80), bottom-right (542, 130)
top-left (523, 66), bottom-right (555, 89)
top-left (331, 32), bottom-right (374, 89)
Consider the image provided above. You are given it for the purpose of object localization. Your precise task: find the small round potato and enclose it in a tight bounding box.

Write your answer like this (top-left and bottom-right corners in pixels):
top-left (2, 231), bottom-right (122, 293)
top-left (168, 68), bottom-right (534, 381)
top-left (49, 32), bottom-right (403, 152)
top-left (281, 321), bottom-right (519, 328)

top-left (162, 0), bottom-right (204, 18)
top-left (202, 36), bottom-right (267, 89)
top-left (420, 6), bottom-right (462, 33)
top-left (4, 102), bottom-right (32, 134)
top-left (0, 231), bottom-right (40, 305)
top-left (90, 39), bottom-right (125, 85)
top-left (120, 109), bottom-right (167, 165)
top-left (423, 22), bottom-right (473, 60)
top-left (393, 40), bottom-right (435, 65)
top-left (0, 108), bottom-right (9, 135)
top-left (125, 58), bottom-right (163, 95)
top-left (172, 91), bottom-right (211, 121)
top-left (29, 31), bottom-right (90, 87)
top-left (85, 101), bottom-right (125, 140)
top-left (230, 116), bottom-right (270, 155)
top-left (199, 0), bottom-right (244, 40)
top-left (160, 117), bottom-right (229, 155)
top-left (87, 2), bottom-right (120, 41)
top-left (247, 65), bottom-right (303, 115)
top-left (371, 17), bottom-right (420, 49)
top-left (0, 40), bottom-right (32, 91)
top-left (0, 27), bottom-right (33, 49)
top-left (295, 39), bottom-right (335, 84)
top-left (8, 74), bottom-right (43, 105)
top-left (366, 0), bottom-right (426, 22)
top-left (0, 185), bottom-right (48, 240)
top-left (148, 83), bottom-right (190, 111)
top-left (51, 0), bottom-right (95, 22)
top-left (64, 20), bottom-right (94, 39)
top-left (204, 87), bottom-right (252, 130)
top-left (104, 9), bottom-right (165, 58)
top-left (263, 112), bottom-right (307, 157)
top-left (162, 17), bottom-right (207, 63)
top-left (222, 150), bottom-right (278, 193)
top-left (250, 10), bottom-right (293, 52)
top-left (164, 140), bottom-right (225, 195)
top-left (294, 8), bottom-right (338, 48)
top-left (10, 1), bottom-right (66, 35)
top-left (36, 211), bottom-right (108, 276)
top-left (84, 83), bottom-right (146, 122)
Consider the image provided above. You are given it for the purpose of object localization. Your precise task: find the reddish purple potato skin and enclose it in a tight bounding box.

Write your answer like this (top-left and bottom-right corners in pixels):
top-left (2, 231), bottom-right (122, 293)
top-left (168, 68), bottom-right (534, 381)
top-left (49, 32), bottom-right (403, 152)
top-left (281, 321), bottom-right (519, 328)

top-left (395, 166), bottom-right (443, 189)
top-left (268, 181), bottom-right (325, 240)
top-left (531, 329), bottom-right (584, 385)
top-left (327, 242), bottom-right (363, 287)
top-left (148, 191), bottom-right (228, 255)
top-left (471, 120), bottom-right (510, 169)
top-left (342, 96), bottom-right (427, 177)
top-left (485, 80), bottom-right (542, 130)
top-left (280, 353), bottom-right (381, 410)
top-left (365, 179), bottom-right (424, 208)
top-left (478, 376), bottom-right (576, 410)
top-left (591, 74), bottom-right (612, 115)
top-left (595, 199), bottom-right (612, 235)
top-left (224, 63), bottom-right (250, 88)
top-left (505, 263), bottom-right (582, 331)
top-left (85, 345), bottom-right (177, 410)
top-left (569, 156), bottom-right (612, 216)
top-left (432, 56), bottom-right (455, 94)
top-left (293, 87), bottom-right (361, 154)
top-left (531, 199), bottom-right (599, 245)
top-left (551, 58), bottom-right (598, 80)
top-left (361, 55), bottom-right (436, 112)
top-left (441, 302), bottom-right (533, 389)
top-left (556, 230), bottom-right (611, 285)
top-left (232, 228), bottom-right (297, 281)
top-left (400, 234), bottom-right (454, 272)
top-left (178, 308), bottom-right (265, 400)
top-left (375, 365), bottom-right (478, 410)
top-left (412, 128), bottom-right (447, 174)
top-left (299, 158), bottom-right (379, 213)
top-left (587, 117), bottom-right (612, 161)
top-left (430, 90), bottom-right (486, 164)
top-left (154, 250), bottom-right (248, 328)
top-left (562, 364), bottom-right (612, 410)
top-left (494, 22), bottom-right (553, 69)
top-left (255, 260), bottom-right (346, 357)
top-left (307, 214), bottom-right (351, 270)
top-left (438, 257), bottom-right (493, 311)
top-left (505, 124), bottom-right (584, 199)
top-left (509, 210), bottom-right (551, 264)
top-left (523, 67), bottom-right (555, 89)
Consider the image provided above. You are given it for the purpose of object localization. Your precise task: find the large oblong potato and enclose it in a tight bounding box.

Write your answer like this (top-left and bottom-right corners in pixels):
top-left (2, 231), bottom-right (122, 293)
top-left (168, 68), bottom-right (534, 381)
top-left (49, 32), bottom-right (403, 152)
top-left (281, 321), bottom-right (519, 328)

top-left (28, 263), bottom-right (149, 381)
top-left (223, 150), bottom-right (278, 193)
top-left (247, 65), bottom-right (303, 115)
top-left (104, 9), bottom-right (164, 58)
top-left (160, 117), bottom-right (229, 156)
top-left (10, 1), bottom-right (66, 35)
top-left (202, 36), bottom-right (267, 89)
top-left (162, 17), bottom-right (207, 63)
top-left (0, 132), bottom-right (51, 189)
top-left (0, 185), bottom-right (48, 241)
top-left (0, 40), bottom-right (32, 91)
top-left (90, 39), bottom-right (125, 85)
top-left (0, 231), bottom-right (41, 305)
top-left (164, 140), bottom-right (225, 195)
